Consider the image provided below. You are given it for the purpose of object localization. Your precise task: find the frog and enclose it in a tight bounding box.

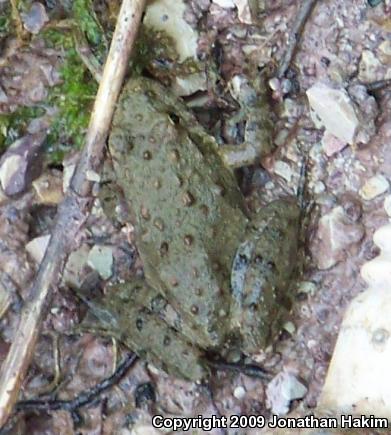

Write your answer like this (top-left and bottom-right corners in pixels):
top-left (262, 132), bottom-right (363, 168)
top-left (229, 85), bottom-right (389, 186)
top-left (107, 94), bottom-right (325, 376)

top-left (90, 76), bottom-right (301, 381)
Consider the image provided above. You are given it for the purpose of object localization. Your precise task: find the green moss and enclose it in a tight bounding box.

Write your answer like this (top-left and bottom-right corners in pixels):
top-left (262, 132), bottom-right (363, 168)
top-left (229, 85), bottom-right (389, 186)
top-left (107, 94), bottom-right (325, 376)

top-left (0, 14), bottom-right (10, 39)
top-left (41, 29), bottom-right (97, 163)
top-left (0, 106), bottom-right (45, 151)
top-left (72, 0), bottom-right (107, 61)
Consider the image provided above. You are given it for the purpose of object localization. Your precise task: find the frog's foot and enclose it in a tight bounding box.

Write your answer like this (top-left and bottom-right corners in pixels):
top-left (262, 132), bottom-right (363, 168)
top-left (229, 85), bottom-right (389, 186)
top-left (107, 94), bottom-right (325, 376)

top-left (230, 198), bottom-right (301, 354)
top-left (84, 280), bottom-right (209, 381)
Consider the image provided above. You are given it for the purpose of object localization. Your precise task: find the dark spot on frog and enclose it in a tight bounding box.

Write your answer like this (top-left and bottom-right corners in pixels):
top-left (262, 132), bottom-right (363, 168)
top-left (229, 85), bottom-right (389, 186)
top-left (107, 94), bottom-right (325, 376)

top-left (195, 288), bottom-right (203, 296)
top-left (140, 206), bottom-right (150, 220)
top-left (136, 318), bottom-right (143, 331)
top-left (163, 335), bottom-right (171, 346)
top-left (159, 242), bottom-right (169, 256)
top-left (200, 204), bottom-right (209, 216)
top-left (153, 179), bottom-right (162, 189)
top-left (191, 305), bottom-right (199, 315)
top-left (214, 183), bottom-right (226, 197)
top-left (212, 261), bottom-right (221, 271)
top-left (153, 218), bottom-right (165, 231)
top-left (149, 136), bottom-right (157, 144)
top-left (170, 277), bottom-right (179, 287)
top-left (184, 235), bottom-right (194, 246)
top-left (135, 113), bottom-right (143, 122)
top-left (143, 150), bottom-right (152, 160)
top-left (170, 149), bottom-right (180, 162)
top-left (168, 113), bottom-right (180, 124)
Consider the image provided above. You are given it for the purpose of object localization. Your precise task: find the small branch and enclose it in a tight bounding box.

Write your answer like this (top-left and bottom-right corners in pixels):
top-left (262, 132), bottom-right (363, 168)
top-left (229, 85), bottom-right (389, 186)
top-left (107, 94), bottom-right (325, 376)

top-left (0, 0), bottom-right (147, 428)
top-left (16, 353), bottom-right (137, 414)
top-left (277, 0), bottom-right (319, 78)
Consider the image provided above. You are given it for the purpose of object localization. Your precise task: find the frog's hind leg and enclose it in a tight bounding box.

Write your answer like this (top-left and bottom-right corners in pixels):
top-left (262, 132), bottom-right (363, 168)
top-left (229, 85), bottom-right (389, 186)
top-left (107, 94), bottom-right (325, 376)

top-left (85, 280), bottom-right (209, 381)
top-left (231, 198), bottom-right (301, 354)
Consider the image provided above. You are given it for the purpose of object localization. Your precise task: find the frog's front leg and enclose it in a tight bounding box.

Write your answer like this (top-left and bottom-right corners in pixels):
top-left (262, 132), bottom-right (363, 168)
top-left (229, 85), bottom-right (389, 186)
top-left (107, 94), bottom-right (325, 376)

top-left (219, 75), bottom-right (275, 169)
top-left (230, 198), bottom-right (301, 353)
top-left (86, 280), bottom-right (209, 381)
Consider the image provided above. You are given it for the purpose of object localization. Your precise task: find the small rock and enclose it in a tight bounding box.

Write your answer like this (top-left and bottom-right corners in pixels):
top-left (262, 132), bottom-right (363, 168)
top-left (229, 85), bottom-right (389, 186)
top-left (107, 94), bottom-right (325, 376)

top-left (86, 170), bottom-right (101, 182)
top-left (33, 172), bottom-right (63, 205)
top-left (298, 281), bottom-right (318, 296)
top-left (266, 371), bottom-right (308, 415)
top-left (63, 163), bottom-right (76, 193)
top-left (321, 131), bottom-right (348, 156)
top-left (63, 244), bottom-right (90, 287)
top-left (306, 82), bottom-right (359, 144)
top-left (283, 321), bottom-right (296, 335)
top-left (378, 40), bottom-right (391, 64)
top-left (233, 385), bottom-right (246, 399)
top-left (312, 206), bottom-right (365, 270)
top-left (384, 195), bottom-right (391, 217)
top-left (359, 175), bottom-right (389, 201)
top-left (25, 235), bottom-right (50, 264)
top-left (234, 0), bottom-right (253, 24)
top-left (358, 49), bottom-right (385, 83)
top-left (213, 0), bottom-right (235, 7)
top-left (144, 0), bottom-right (198, 62)
top-left (274, 161), bottom-right (293, 183)
top-left (21, 2), bottom-right (49, 34)
top-left (87, 245), bottom-right (113, 280)
top-left (0, 134), bottom-right (45, 196)
top-left (313, 181), bottom-right (326, 194)
top-left (0, 85), bottom-right (8, 104)
top-left (172, 72), bottom-right (207, 97)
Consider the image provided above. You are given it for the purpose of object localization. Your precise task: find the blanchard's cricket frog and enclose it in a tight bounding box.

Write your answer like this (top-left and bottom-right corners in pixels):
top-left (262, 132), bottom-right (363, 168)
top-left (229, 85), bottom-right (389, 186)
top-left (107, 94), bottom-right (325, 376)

top-left (96, 77), bottom-right (300, 381)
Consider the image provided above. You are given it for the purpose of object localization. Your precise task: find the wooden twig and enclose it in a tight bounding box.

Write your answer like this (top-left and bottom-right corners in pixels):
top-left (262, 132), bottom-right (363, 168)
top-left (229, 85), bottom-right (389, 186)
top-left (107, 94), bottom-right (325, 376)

top-left (277, 0), bottom-right (319, 78)
top-left (16, 354), bottom-right (137, 414)
top-left (0, 0), bottom-right (146, 427)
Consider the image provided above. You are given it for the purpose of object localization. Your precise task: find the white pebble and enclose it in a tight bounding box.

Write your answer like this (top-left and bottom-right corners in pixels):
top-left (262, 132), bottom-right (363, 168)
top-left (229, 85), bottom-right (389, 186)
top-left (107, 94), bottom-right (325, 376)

top-left (359, 175), bottom-right (389, 201)
top-left (233, 386), bottom-right (246, 399)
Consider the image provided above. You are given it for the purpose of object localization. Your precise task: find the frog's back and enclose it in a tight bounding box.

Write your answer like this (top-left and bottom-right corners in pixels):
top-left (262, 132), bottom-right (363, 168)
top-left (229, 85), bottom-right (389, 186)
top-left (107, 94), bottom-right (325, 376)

top-left (109, 77), bottom-right (248, 348)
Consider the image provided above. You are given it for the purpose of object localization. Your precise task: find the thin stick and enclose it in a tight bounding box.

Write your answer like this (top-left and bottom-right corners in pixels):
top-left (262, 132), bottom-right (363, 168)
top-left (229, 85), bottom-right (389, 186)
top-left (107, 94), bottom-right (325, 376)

top-left (277, 0), bottom-right (318, 78)
top-left (0, 0), bottom-right (146, 427)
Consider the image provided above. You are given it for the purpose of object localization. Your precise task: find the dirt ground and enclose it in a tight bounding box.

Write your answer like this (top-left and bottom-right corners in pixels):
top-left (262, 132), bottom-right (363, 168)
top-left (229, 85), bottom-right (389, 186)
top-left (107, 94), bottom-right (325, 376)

top-left (0, 0), bottom-right (390, 433)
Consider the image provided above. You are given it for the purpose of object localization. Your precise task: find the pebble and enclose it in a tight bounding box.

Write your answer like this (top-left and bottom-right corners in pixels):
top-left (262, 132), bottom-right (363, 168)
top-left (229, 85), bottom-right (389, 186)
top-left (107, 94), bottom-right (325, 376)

top-left (25, 235), bottom-right (50, 264)
top-left (384, 195), bottom-right (391, 218)
top-left (0, 134), bottom-right (45, 196)
top-left (313, 206), bottom-right (365, 270)
top-left (274, 160), bottom-right (293, 183)
top-left (87, 245), bottom-right (113, 279)
top-left (298, 281), bottom-right (318, 296)
top-left (358, 50), bottom-right (384, 83)
top-left (144, 0), bottom-right (198, 62)
top-left (266, 371), bottom-right (308, 415)
top-left (33, 172), bottom-right (63, 205)
top-left (359, 175), bottom-right (389, 201)
top-left (283, 321), bottom-right (296, 335)
top-left (233, 386), bottom-right (246, 400)
top-left (63, 244), bottom-right (90, 287)
top-left (306, 82), bottom-right (359, 144)
top-left (212, 0), bottom-right (235, 7)
top-left (21, 2), bottom-right (49, 34)
top-left (321, 131), bottom-right (348, 156)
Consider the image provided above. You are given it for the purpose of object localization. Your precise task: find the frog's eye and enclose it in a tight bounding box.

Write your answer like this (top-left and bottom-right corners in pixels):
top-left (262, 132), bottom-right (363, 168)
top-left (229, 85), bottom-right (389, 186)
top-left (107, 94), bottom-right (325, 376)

top-left (168, 113), bottom-right (180, 125)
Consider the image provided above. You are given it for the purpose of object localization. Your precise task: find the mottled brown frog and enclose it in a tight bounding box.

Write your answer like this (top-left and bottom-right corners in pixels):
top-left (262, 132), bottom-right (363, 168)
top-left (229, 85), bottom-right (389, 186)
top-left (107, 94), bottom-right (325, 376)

top-left (93, 77), bottom-right (300, 381)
